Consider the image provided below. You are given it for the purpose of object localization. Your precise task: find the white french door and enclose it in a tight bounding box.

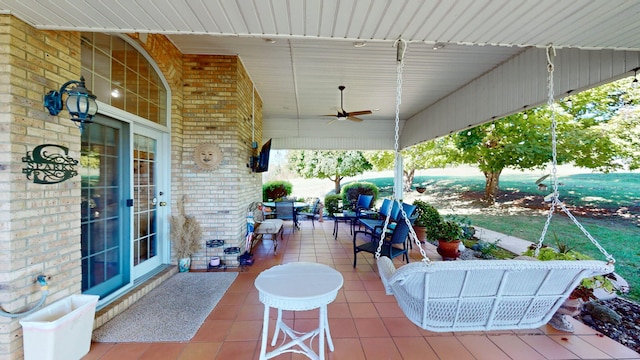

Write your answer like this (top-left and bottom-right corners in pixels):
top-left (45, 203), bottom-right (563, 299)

top-left (131, 125), bottom-right (169, 279)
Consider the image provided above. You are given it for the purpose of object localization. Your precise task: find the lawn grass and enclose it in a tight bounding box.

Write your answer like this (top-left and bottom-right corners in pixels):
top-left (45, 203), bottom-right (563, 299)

top-left (354, 171), bottom-right (640, 302)
top-left (466, 214), bottom-right (640, 301)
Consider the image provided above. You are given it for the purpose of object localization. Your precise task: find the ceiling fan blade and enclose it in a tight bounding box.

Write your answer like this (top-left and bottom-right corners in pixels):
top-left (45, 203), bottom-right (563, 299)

top-left (347, 110), bottom-right (372, 116)
top-left (327, 118), bottom-right (338, 125)
top-left (347, 116), bottom-right (363, 122)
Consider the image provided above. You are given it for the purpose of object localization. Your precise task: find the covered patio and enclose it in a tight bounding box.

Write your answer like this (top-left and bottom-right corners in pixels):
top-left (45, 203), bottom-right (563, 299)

top-left (83, 221), bottom-right (640, 360)
top-left (1, 1), bottom-right (639, 358)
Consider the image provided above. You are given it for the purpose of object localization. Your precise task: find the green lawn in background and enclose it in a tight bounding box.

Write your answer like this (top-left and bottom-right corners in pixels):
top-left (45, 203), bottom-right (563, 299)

top-left (355, 171), bottom-right (640, 302)
top-left (466, 214), bottom-right (640, 301)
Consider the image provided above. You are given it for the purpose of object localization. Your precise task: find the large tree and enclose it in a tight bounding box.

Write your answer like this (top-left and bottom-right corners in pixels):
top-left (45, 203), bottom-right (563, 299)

top-left (449, 77), bottom-right (638, 204)
top-left (288, 150), bottom-right (372, 193)
top-left (366, 140), bottom-right (451, 190)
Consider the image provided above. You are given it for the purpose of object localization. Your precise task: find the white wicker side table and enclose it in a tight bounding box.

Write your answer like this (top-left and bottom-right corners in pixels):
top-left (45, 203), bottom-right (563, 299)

top-left (254, 262), bottom-right (344, 360)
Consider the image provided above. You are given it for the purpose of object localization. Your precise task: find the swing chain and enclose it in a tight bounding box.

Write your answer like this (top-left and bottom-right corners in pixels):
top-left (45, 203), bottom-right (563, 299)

top-left (535, 45), bottom-right (615, 264)
top-left (374, 38), bottom-right (431, 263)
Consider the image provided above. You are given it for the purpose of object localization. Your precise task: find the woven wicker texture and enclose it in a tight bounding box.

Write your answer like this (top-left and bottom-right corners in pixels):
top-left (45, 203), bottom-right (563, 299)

top-left (377, 257), bottom-right (613, 332)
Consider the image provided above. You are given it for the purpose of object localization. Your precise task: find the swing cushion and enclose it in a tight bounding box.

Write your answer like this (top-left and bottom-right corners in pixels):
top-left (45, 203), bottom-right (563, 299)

top-left (377, 257), bottom-right (613, 332)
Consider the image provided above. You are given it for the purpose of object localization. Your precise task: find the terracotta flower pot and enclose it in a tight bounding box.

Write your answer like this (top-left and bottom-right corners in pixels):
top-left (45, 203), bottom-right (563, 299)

top-left (416, 187), bottom-right (426, 193)
top-left (437, 240), bottom-right (461, 260)
top-left (412, 225), bottom-right (427, 243)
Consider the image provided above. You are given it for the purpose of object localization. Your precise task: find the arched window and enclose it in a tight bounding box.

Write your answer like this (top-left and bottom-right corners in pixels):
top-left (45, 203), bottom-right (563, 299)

top-left (80, 33), bottom-right (168, 125)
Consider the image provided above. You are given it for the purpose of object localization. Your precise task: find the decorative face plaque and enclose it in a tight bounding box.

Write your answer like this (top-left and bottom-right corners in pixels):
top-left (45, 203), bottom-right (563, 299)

top-left (193, 143), bottom-right (223, 171)
top-left (22, 144), bottom-right (78, 184)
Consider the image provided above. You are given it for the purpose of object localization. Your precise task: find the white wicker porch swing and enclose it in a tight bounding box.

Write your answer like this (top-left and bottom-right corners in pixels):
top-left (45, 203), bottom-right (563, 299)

top-left (374, 41), bottom-right (615, 332)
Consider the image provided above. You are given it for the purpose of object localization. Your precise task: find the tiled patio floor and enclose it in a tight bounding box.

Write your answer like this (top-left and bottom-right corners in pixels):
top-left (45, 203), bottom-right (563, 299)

top-left (83, 219), bottom-right (640, 360)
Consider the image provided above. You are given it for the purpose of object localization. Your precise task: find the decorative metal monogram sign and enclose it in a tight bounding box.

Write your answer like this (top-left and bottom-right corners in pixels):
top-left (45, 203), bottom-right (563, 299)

top-left (22, 144), bottom-right (78, 184)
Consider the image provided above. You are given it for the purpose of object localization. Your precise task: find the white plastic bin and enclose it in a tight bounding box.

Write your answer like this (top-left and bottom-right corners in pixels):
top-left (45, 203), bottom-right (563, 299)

top-left (19, 294), bottom-right (99, 360)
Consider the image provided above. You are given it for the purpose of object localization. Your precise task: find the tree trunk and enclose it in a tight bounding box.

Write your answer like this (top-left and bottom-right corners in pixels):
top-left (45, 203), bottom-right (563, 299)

top-left (403, 169), bottom-right (415, 192)
top-left (334, 178), bottom-right (341, 194)
top-left (483, 170), bottom-right (502, 205)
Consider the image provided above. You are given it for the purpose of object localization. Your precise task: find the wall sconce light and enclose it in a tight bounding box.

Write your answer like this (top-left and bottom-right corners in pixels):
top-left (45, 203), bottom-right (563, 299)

top-left (44, 76), bottom-right (98, 133)
top-left (632, 68), bottom-right (639, 89)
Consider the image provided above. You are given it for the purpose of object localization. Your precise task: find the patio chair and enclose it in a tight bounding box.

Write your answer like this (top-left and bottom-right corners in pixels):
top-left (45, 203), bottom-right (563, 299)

top-left (353, 211), bottom-right (411, 268)
top-left (359, 202), bottom-right (416, 242)
top-left (297, 198), bottom-right (321, 228)
top-left (275, 200), bottom-right (298, 230)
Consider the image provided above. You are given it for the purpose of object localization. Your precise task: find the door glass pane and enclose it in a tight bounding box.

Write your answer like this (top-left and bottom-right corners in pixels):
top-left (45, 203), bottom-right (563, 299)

top-left (133, 134), bottom-right (157, 266)
top-left (81, 122), bottom-right (123, 293)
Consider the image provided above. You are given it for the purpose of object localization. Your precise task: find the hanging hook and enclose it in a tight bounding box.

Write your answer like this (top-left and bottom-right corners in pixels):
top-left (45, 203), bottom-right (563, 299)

top-left (394, 37), bottom-right (407, 64)
top-left (546, 44), bottom-right (556, 73)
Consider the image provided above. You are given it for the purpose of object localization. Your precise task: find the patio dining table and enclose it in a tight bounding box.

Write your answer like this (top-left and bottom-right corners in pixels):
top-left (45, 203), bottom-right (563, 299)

top-left (262, 201), bottom-right (308, 209)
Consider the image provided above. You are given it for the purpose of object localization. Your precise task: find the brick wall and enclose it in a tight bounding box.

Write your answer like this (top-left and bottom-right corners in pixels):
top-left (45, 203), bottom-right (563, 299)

top-left (181, 54), bottom-right (263, 268)
top-left (0, 15), bottom-right (83, 358)
top-left (0, 17), bottom-right (263, 358)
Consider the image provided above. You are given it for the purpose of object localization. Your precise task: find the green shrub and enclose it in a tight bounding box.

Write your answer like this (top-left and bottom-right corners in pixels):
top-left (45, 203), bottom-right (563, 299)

top-left (412, 200), bottom-right (442, 237)
top-left (324, 194), bottom-right (342, 215)
top-left (262, 180), bottom-right (293, 201)
top-left (340, 182), bottom-right (378, 210)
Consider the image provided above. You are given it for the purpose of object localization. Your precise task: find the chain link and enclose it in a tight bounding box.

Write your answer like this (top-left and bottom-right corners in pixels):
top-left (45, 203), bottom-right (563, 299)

top-left (374, 38), bottom-right (430, 264)
top-left (535, 45), bottom-right (615, 264)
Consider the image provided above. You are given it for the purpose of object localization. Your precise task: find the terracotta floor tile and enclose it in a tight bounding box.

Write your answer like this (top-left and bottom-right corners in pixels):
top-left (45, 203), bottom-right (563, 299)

top-left (192, 319), bottom-right (233, 342)
top-left (175, 342), bottom-right (222, 360)
top-left (83, 343), bottom-right (115, 360)
top-left (392, 336), bottom-right (439, 360)
top-left (237, 303), bottom-right (266, 320)
top-left (344, 290), bottom-right (372, 302)
top-left (367, 290), bottom-right (396, 303)
top-left (487, 334), bottom-right (546, 360)
top-left (225, 320), bottom-right (263, 341)
top-left (328, 302), bottom-right (352, 318)
top-left (578, 334), bottom-right (640, 359)
top-left (360, 337), bottom-right (403, 360)
top-left (243, 289), bottom-right (262, 304)
top-left (361, 279), bottom-right (385, 291)
top-left (86, 222), bottom-right (637, 360)
top-left (343, 279), bottom-right (366, 291)
top-left (374, 302), bottom-right (406, 318)
top-left (330, 338), bottom-right (367, 359)
top-left (214, 340), bottom-right (257, 360)
top-left (349, 302), bottom-right (380, 318)
top-left (457, 335), bottom-right (511, 360)
top-left (549, 334), bottom-right (612, 359)
top-left (294, 308), bottom-right (320, 319)
top-left (518, 335), bottom-right (580, 359)
top-left (217, 291), bottom-right (246, 305)
top-left (426, 336), bottom-right (476, 360)
top-left (354, 318), bottom-right (391, 337)
top-left (96, 343), bottom-right (152, 360)
top-left (138, 343), bottom-right (187, 360)
top-left (328, 317), bottom-right (359, 338)
top-left (207, 303), bottom-right (241, 321)
top-left (382, 317), bottom-right (423, 337)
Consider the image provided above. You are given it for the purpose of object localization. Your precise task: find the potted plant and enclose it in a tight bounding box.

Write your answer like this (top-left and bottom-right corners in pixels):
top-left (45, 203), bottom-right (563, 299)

top-left (434, 220), bottom-right (463, 260)
top-left (169, 198), bottom-right (203, 272)
top-left (412, 200), bottom-right (442, 243)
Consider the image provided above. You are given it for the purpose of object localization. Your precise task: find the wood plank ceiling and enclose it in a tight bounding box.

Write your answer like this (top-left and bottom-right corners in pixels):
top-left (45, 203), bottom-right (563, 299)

top-left (1, 0), bottom-right (640, 149)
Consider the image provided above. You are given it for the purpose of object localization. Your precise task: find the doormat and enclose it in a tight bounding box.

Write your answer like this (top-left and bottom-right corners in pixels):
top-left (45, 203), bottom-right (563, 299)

top-left (92, 271), bottom-right (238, 342)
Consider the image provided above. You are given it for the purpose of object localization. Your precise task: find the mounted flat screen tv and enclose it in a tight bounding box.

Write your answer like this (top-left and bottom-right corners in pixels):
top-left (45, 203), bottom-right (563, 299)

top-left (252, 139), bottom-right (272, 173)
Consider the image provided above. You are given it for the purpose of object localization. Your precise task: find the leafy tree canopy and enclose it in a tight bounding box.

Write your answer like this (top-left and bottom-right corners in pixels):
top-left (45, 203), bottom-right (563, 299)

top-left (366, 140), bottom-right (451, 190)
top-left (288, 150), bottom-right (372, 193)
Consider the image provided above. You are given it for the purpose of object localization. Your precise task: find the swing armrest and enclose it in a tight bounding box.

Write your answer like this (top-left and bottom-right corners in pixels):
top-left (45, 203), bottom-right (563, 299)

top-left (377, 256), bottom-right (397, 295)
